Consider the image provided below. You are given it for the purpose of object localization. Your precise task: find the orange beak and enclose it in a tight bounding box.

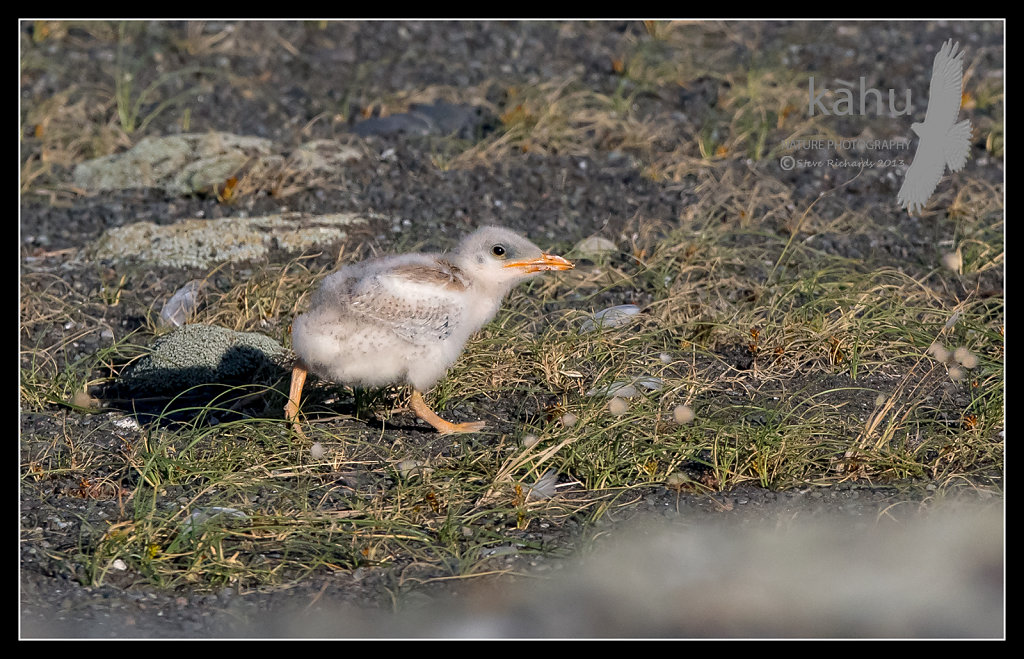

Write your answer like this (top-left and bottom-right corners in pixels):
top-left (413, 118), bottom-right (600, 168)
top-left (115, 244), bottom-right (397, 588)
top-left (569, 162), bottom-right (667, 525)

top-left (503, 253), bottom-right (575, 273)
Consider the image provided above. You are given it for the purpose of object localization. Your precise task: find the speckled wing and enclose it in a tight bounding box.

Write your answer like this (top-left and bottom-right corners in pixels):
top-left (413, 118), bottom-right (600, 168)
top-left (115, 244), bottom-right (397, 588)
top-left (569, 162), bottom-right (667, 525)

top-left (347, 262), bottom-right (468, 346)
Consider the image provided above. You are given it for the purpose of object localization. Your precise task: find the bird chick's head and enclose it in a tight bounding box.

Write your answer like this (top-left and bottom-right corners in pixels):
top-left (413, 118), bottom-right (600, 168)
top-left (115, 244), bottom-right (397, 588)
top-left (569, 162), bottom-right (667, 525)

top-left (453, 226), bottom-right (573, 291)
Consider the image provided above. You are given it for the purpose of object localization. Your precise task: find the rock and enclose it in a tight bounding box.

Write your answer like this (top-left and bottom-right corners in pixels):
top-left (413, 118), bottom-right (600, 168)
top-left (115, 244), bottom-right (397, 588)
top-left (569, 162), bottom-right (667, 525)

top-left (573, 235), bottom-right (618, 259)
top-left (73, 132), bottom-right (274, 195)
top-left (352, 101), bottom-right (486, 139)
top-left (90, 212), bottom-right (367, 268)
top-left (72, 133), bottom-right (362, 196)
top-left (117, 324), bottom-right (288, 394)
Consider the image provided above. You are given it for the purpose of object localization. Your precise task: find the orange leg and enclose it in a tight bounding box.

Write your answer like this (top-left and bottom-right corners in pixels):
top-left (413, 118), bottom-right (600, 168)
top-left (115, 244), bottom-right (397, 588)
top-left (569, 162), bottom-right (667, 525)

top-left (284, 363), bottom-right (308, 439)
top-left (409, 389), bottom-right (486, 434)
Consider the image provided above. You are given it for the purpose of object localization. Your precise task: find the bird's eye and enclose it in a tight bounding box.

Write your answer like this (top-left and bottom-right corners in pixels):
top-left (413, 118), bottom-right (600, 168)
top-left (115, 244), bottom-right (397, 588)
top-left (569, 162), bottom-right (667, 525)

top-left (491, 244), bottom-right (506, 258)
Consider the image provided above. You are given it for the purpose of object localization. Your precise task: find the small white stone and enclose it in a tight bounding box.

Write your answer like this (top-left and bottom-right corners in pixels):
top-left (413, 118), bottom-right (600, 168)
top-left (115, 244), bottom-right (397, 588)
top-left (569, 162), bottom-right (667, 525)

top-left (665, 472), bottom-right (691, 488)
top-left (112, 416), bottom-right (141, 431)
top-left (397, 458), bottom-right (430, 479)
top-left (573, 235), bottom-right (618, 258)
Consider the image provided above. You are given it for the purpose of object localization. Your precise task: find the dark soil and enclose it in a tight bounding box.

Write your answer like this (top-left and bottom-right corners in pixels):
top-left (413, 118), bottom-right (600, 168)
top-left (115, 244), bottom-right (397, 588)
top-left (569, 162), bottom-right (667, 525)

top-left (20, 20), bottom-right (1003, 638)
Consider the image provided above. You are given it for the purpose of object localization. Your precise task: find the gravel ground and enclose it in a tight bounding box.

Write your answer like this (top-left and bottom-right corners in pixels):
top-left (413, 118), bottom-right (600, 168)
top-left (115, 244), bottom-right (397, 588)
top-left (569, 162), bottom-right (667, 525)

top-left (20, 20), bottom-right (1004, 638)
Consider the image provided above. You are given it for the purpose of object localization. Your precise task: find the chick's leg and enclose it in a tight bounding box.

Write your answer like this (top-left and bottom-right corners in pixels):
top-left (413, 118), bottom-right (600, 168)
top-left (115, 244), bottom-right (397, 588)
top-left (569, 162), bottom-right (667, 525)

top-left (284, 363), bottom-right (308, 439)
top-left (409, 389), bottom-right (486, 434)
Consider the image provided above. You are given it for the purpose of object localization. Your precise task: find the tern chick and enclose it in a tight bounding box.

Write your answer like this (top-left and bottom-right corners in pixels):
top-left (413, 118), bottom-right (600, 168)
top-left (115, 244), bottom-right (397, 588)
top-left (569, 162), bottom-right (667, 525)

top-left (286, 226), bottom-right (573, 435)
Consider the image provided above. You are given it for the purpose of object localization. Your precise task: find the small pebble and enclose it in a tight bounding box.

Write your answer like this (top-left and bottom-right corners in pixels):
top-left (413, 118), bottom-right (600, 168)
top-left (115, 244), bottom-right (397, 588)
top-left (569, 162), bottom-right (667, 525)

top-left (397, 458), bottom-right (430, 479)
top-left (573, 235), bottom-right (618, 258)
top-left (481, 545), bottom-right (519, 557)
top-left (665, 472), bottom-right (691, 488)
top-left (112, 416), bottom-right (141, 432)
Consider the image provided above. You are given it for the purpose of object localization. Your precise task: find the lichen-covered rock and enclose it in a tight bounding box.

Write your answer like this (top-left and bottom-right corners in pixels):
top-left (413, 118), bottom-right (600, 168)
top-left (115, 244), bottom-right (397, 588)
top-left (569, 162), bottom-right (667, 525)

top-left (90, 212), bottom-right (367, 268)
top-left (118, 324), bottom-right (288, 394)
top-left (72, 132), bottom-right (275, 195)
top-left (71, 132), bottom-right (362, 196)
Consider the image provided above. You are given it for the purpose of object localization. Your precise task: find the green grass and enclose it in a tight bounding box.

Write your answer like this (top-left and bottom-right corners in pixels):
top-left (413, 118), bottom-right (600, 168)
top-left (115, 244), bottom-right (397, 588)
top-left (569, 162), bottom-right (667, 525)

top-left (24, 198), bottom-right (1003, 590)
top-left (112, 22), bottom-right (216, 135)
